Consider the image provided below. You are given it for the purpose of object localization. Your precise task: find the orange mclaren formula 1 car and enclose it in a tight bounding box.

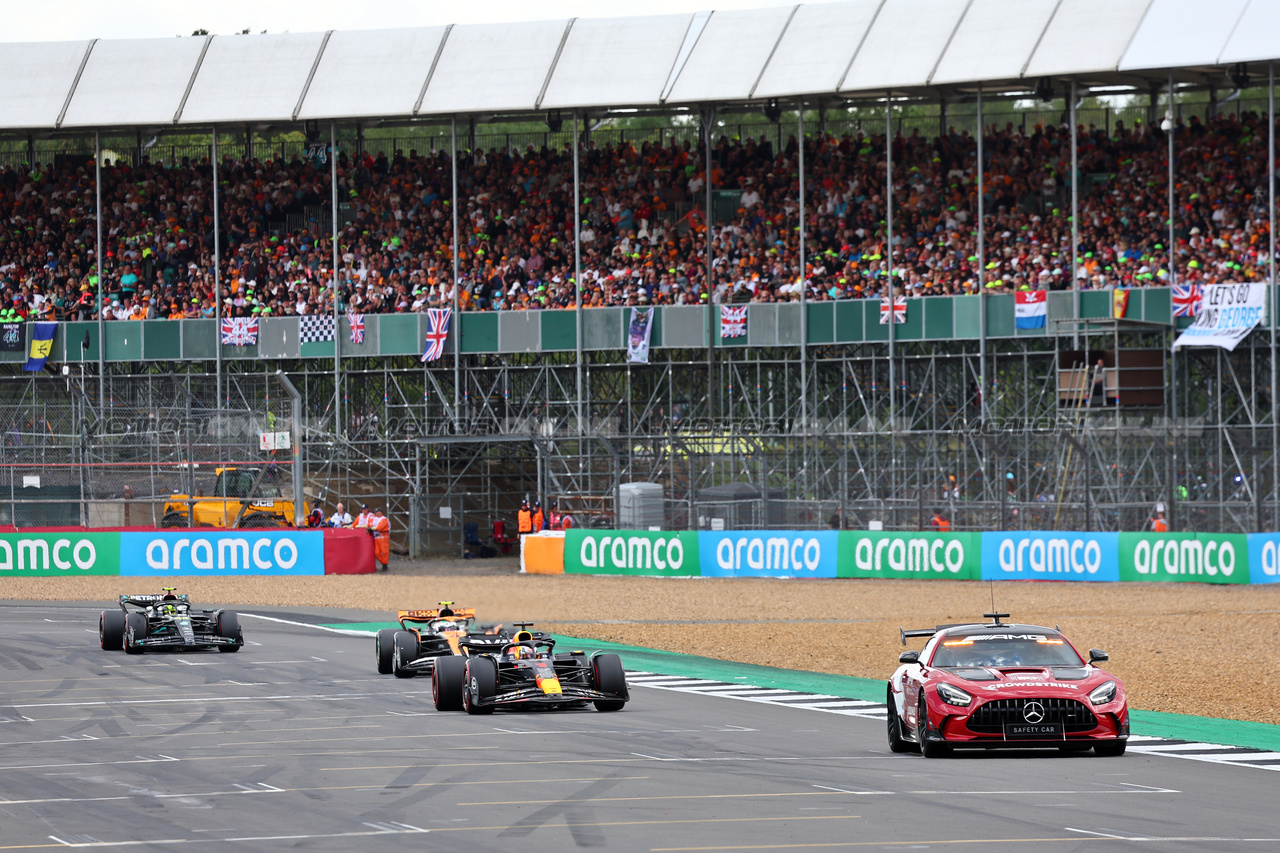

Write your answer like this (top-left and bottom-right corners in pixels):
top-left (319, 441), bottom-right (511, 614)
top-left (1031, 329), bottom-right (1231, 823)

top-left (374, 602), bottom-right (507, 678)
top-left (431, 626), bottom-right (629, 715)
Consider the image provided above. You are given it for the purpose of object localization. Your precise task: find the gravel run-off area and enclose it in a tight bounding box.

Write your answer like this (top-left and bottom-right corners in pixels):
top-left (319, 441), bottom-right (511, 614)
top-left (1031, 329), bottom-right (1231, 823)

top-left (7, 557), bottom-right (1278, 726)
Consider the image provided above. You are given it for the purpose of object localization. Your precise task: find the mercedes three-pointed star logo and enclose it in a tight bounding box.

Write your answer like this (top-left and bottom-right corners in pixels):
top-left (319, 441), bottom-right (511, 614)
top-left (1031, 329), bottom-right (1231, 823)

top-left (1023, 701), bottom-right (1046, 723)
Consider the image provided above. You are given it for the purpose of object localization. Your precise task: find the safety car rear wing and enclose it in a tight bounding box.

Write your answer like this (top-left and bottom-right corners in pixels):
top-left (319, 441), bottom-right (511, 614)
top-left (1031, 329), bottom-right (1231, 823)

top-left (899, 613), bottom-right (1016, 645)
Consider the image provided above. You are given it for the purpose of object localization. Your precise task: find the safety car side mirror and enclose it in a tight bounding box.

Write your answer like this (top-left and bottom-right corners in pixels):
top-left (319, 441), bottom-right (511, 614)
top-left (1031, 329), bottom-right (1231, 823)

top-left (898, 650), bottom-right (919, 664)
top-left (1088, 649), bottom-right (1108, 663)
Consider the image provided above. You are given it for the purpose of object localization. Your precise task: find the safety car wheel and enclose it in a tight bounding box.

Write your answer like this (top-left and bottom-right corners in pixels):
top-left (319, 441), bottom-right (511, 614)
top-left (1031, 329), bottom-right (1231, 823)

top-left (918, 693), bottom-right (950, 758)
top-left (391, 631), bottom-right (419, 678)
top-left (217, 611), bottom-right (242, 652)
top-left (124, 613), bottom-right (148, 655)
top-left (160, 512), bottom-right (190, 528)
top-left (432, 656), bottom-right (466, 711)
top-left (100, 610), bottom-right (126, 650)
top-left (886, 684), bottom-right (914, 753)
top-left (463, 657), bottom-right (496, 715)
top-left (1094, 740), bottom-right (1127, 757)
top-left (591, 653), bottom-right (627, 712)
top-left (375, 629), bottom-right (397, 674)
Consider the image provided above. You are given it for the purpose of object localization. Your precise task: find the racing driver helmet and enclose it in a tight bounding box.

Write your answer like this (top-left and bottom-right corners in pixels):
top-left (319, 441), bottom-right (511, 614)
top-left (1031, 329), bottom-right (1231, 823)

top-left (508, 630), bottom-right (536, 659)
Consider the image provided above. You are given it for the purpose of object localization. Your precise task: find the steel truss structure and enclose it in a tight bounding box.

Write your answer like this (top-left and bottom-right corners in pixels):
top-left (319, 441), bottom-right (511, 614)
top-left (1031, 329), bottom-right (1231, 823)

top-left (2, 311), bottom-right (1272, 551)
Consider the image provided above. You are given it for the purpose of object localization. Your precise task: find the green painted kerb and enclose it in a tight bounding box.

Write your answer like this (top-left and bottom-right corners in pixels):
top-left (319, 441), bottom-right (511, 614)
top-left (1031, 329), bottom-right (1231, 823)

top-left (325, 623), bottom-right (1280, 751)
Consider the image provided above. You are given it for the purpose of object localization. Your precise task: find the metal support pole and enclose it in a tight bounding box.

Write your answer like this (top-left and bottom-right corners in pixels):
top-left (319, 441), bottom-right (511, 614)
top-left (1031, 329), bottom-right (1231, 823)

top-left (1168, 72), bottom-right (1176, 290)
top-left (1070, 80), bottom-right (1080, 349)
top-left (886, 96), bottom-right (895, 428)
top-left (276, 370), bottom-right (304, 527)
top-left (94, 132), bottom-right (104, 410)
top-left (212, 127), bottom-right (221, 422)
top-left (451, 118), bottom-right (461, 429)
top-left (573, 111), bottom-right (584, 436)
top-left (705, 108), bottom-right (715, 428)
top-left (1168, 70), bottom-right (1178, 531)
top-left (977, 87), bottom-right (987, 427)
top-left (798, 105), bottom-right (808, 441)
top-left (1271, 62), bottom-right (1277, 530)
top-left (331, 122), bottom-right (341, 439)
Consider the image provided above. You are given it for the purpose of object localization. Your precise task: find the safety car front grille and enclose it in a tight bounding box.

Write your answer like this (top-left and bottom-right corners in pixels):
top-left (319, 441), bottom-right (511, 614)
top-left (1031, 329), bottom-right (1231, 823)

top-left (966, 698), bottom-right (1097, 734)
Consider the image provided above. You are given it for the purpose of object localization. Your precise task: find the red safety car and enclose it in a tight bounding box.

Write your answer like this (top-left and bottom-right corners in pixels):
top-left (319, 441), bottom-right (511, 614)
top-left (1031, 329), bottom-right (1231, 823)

top-left (887, 612), bottom-right (1127, 757)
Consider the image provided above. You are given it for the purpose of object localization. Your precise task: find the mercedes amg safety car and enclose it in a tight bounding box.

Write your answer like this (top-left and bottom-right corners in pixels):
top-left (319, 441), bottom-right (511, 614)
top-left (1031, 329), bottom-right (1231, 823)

top-left (430, 625), bottom-right (629, 714)
top-left (887, 612), bottom-right (1127, 757)
top-left (99, 588), bottom-right (244, 654)
top-left (375, 602), bottom-right (506, 678)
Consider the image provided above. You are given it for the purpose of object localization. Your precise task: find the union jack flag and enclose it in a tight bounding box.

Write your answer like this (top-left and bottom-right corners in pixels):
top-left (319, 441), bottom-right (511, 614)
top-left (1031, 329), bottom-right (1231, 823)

top-left (1172, 284), bottom-right (1203, 318)
top-left (348, 313), bottom-right (365, 344)
top-left (220, 317), bottom-right (259, 346)
top-left (879, 296), bottom-right (907, 324)
top-left (420, 307), bottom-right (452, 362)
top-left (720, 305), bottom-right (747, 338)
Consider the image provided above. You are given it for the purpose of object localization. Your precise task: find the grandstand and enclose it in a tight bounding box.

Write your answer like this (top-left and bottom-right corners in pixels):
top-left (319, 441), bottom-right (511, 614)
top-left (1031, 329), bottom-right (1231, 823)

top-left (0, 0), bottom-right (1278, 549)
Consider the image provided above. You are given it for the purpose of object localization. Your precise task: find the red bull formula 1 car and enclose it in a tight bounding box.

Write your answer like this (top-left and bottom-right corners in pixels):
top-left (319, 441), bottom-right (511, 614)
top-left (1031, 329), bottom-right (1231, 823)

top-left (375, 602), bottom-right (506, 678)
top-left (99, 589), bottom-right (244, 654)
top-left (888, 612), bottom-right (1127, 757)
top-left (431, 625), bottom-right (629, 715)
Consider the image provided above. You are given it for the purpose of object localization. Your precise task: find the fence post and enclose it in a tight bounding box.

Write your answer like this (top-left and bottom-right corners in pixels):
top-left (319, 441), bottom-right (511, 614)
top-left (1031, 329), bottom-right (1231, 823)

top-left (274, 370), bottom-right (304, 527)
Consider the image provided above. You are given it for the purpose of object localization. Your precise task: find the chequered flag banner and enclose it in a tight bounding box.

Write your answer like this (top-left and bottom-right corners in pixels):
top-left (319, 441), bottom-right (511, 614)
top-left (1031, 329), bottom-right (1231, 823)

top-left (300, 314), bottom-right (335, 343)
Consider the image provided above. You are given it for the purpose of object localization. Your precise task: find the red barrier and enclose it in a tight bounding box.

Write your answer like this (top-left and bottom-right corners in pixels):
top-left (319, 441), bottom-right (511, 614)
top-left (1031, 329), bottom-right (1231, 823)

top-left (323, 527), bottom-right (377, 574)
top-left (0, 526), bottom-right (170, 533)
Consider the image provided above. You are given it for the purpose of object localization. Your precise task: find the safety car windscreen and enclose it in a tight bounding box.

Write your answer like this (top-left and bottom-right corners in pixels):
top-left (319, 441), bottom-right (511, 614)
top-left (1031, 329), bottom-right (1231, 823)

top-left (930, 633), bottom-right (1084, 668)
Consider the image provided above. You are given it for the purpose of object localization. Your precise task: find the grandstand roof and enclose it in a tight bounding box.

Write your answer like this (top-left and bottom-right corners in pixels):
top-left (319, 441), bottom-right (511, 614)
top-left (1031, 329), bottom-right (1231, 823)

top-left (0, 0), bottom-right (1273, 133)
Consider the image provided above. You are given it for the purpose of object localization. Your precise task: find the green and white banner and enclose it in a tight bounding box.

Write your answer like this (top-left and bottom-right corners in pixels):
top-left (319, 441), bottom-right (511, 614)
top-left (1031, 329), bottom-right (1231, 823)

top-left (838, 531), bottom-right (980, 579)
top-left (0, 533), bottom-right (119, 576)
top-left (1118, 532), bottom-right (1247, 584)
top-left (565, 530), bottom-right (700, 576)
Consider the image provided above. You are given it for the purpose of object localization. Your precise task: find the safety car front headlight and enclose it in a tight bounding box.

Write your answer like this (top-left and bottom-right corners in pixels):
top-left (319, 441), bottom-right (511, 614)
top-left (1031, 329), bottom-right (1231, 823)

top-left (1089, 680), bottom-right (1117, 706)
top-left (936, 682), bottom-right (973, 707)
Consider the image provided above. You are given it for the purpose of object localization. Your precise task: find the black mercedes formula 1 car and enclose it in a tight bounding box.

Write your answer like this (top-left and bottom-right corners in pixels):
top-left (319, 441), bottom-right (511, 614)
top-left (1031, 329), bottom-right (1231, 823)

top-left (431, 625), bottom-right (629, 714)
top-left (99, 589), bottom-right (244, 654)
top-left (375, 602), bottom-right (508, 677)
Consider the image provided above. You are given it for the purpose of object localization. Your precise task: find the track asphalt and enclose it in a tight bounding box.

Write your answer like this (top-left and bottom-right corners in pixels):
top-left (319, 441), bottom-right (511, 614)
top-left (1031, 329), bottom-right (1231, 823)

top-left (1, 601), bottom-right (1278, 852)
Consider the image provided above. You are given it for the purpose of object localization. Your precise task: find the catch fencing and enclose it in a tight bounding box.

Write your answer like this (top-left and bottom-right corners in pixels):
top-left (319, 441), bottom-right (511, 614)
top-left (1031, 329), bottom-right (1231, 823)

top-left (0, 372), bottom-right (300, 528)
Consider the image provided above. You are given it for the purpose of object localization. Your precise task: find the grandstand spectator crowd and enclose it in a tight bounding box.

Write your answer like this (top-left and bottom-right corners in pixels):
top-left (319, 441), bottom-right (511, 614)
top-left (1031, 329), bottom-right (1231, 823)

top-left (0, 111), bottom-right (1273, 322)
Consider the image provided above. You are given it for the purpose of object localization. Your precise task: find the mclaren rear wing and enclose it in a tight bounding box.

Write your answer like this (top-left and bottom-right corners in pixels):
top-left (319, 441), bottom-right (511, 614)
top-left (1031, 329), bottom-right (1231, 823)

top-left (399, 607), bottom-right (477, 622)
